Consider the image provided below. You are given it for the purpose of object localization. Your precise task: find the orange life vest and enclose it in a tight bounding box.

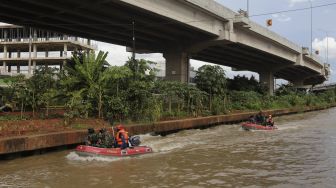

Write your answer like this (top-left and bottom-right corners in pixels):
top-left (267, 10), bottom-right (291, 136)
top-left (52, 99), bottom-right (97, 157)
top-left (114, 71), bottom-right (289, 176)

top-left (116, 129), bottom-right (129, 145)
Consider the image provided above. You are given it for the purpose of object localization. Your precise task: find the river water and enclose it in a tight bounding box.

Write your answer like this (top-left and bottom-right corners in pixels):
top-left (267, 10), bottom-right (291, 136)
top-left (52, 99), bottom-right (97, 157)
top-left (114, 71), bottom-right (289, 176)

top-left (1, 108), bottom-right (336, 188)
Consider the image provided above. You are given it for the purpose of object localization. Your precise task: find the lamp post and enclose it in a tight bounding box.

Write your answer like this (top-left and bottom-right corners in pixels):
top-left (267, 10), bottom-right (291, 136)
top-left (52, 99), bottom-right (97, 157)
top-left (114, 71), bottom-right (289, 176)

top-left (247, 0), bottom-right (249, 18)
top-left (318, 29), bottom-right (329, 64)
top-left (310, 0), bottom-right (313, 54)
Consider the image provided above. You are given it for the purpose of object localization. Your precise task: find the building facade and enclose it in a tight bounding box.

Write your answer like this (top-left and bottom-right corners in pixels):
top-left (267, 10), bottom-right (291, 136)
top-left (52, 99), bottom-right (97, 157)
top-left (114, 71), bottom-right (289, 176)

top-left (0, 25), bottom-right (96, 76)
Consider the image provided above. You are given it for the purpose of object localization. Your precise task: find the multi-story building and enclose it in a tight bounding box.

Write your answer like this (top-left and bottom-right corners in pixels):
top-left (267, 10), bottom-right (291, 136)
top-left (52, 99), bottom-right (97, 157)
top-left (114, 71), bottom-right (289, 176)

top-left (0, 24), bottom-right (96, 76)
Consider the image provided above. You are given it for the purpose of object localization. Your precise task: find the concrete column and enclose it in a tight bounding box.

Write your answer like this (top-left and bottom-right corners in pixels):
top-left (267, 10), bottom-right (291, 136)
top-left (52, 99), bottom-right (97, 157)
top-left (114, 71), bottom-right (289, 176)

top-left (33, 44), bottom-right (37, 73)
top-left (3, 45), bottom-right (7, 58)
top-left (4, 30), bottom-right (8, 42)
top-left (2, 62), bottom-right (6, 74)
top-left (17, 63), bottom-right (20, 73)
top-left (33, 29), bottom-right (37, 41)
top-left (64, 43), bottom-right (68, 58)
top-left (33, 61), bottom-right (36, 72)
top-left (259, 71), bottom-right (275, 95)
top-left (3, 45), bottom-right (7, 73)
top-left (17, 50), bottom-right (21, 73)
top-left (163, 49), bottom-right (190, 83)
top-left (45, 51), bottom-right (49, 57)
top-left (63, 43), bottom-right (68, 68)
top-left (33, 44), bottom-right (37, 58)
top-left (28, 28), bottom-right (32, 75)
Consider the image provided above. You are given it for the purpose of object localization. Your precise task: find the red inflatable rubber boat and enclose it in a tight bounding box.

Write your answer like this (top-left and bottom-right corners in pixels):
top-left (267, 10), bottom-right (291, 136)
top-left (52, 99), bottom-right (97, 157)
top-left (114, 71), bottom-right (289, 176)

top-left (242, 122), bottom-right (277, 131)
top-left (75, 145), bottom-right (153, 157)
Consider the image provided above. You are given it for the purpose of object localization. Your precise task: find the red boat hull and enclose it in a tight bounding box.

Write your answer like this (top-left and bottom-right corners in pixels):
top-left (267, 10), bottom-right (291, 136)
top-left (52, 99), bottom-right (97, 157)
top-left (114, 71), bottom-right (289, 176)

top-left (242, 122), bottom-right (277, 131)
top-left (75, 145), bottom-right (153, 157)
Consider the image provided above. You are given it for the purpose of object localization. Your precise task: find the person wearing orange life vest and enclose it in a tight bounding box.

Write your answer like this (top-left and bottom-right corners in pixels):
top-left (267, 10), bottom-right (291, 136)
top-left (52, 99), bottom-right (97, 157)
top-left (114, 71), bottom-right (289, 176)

top-left (266, 115), bottom-right (274, 126)
top-left (115, 125), bottom-right (129, 149)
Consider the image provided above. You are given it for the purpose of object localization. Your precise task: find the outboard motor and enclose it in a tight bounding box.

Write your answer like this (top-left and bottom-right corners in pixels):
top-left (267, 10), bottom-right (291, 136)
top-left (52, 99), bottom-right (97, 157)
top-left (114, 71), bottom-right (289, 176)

top-left (129, 135), bottom-right (141, 146)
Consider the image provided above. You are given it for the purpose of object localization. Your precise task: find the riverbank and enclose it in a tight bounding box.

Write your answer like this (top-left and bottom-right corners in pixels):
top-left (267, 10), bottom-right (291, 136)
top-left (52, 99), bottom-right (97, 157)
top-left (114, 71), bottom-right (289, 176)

top-left (1, 104), bottom-right (335, 158)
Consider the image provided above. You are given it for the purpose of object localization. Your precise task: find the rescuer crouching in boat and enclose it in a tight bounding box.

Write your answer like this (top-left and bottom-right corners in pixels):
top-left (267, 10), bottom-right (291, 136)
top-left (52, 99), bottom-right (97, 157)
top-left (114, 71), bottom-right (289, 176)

top-left (85, 128), bottom-right (98, 146)
top-left (86, 128), bottom-right (115, 148)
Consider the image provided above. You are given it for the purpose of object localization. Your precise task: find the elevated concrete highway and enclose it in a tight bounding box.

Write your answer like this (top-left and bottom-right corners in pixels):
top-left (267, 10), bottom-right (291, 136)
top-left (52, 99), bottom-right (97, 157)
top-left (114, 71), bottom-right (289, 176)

top-left (0, 0), bottom-right (330, 94)
top-left (311, 83), bottom-right (336, 92)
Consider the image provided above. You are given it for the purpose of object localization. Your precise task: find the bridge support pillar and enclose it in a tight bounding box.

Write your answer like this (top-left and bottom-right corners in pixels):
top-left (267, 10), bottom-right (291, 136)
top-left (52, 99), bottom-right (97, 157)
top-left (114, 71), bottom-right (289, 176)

top-left (163, 50), bottom-right (190, 83)
top-left (259, 71), bottom-right (274, 95)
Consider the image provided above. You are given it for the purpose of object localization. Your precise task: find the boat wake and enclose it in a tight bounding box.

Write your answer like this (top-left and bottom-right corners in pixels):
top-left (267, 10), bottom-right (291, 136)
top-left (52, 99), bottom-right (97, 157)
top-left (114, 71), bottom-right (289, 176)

top-left (66, 151), bottom-right (124, 162)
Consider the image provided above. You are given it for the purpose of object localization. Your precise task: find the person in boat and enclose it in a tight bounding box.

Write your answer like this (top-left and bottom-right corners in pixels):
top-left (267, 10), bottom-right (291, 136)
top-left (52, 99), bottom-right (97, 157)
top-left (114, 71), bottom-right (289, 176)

top-left (96, 129), bottom-right (106, 147)
top-left (95, 128), bottom-right (113, 148)
top-left (248, 115), bottom-right (256, 123)
top-left (115, 125), bottom-right (129, 149)
top-left (266, 114), bottom-right (274, 126)
top-left (103, 128), bottom-right (115, 148)
top-left (255, 111), bottom-right (265, 125)
top-left (86, 128), bottom-right (97, 146)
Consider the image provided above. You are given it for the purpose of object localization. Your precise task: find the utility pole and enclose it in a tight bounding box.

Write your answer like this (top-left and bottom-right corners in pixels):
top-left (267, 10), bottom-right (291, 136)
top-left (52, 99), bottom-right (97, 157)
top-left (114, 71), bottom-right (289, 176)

top-left (326, 32), bottom-right (329, 64)
top-left (247, 0), bottom-right (249, 18)
top-left (132, 20), bottom-right (138, 74)
top-left (318, 29), bottom-right (329, 64)
top-left (310, 0), bottom-right (313, 54)
top-left (132, 20), bottom-right (135, 61)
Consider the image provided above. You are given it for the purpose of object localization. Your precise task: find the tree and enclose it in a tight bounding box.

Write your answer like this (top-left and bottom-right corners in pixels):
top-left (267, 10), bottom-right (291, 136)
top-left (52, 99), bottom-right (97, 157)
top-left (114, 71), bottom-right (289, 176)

top-left (195, 65), bottom-right (227, 96)
top-left (4, 75), bottom-right (27, 116)
top-left (61, 51), bottom-right (109, 118)
top-left (227, 75), bottom-right (266, 94)
top-left (103, 66), bottom-right (132, 121)
top-left (27, 67), bottom-right (59, 117)
top-left (195, 65), bottom-right (227, 111)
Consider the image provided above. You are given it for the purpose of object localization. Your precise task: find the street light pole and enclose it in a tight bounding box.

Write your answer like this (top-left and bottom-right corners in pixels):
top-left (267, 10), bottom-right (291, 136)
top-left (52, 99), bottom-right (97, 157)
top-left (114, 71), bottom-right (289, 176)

top-left (247, 0), bottom-right (249, 18)
top-left (310, 0), bottom-right (313, 54)
top-left (326, 33), bottom-right (329, 64)
top-left (319, 29), bottom-right (329, 64)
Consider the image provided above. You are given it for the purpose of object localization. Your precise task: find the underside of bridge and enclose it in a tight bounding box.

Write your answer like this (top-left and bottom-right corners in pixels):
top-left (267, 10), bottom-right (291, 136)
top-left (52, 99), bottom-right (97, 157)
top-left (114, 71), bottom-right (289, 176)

top-left (0, 0), bottom-right (216, 51)
top-left (192, 43), bottom-right (324, 86)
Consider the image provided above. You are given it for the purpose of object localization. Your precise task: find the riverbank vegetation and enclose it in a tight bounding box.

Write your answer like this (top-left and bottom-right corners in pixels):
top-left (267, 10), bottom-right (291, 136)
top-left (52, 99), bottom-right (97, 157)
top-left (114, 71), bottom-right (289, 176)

top-left (1, 51), bottom-right (336, 124)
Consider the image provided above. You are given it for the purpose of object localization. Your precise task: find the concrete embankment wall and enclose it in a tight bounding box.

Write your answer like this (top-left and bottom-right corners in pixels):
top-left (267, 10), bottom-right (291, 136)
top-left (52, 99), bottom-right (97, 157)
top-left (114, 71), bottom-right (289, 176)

top-left (0, 105), bottom-right (335, 157)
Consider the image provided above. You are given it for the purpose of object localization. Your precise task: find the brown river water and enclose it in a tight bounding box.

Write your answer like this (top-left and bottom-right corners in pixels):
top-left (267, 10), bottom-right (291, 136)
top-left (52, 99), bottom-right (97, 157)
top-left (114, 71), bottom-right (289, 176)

top-left (1, 108), bottom-right (336, 188)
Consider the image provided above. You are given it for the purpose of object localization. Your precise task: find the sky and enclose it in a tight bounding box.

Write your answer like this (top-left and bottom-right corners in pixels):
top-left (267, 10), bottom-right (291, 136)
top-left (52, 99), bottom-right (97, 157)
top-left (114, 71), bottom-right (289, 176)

top-left (1, 0), bottom-right (335, 83)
